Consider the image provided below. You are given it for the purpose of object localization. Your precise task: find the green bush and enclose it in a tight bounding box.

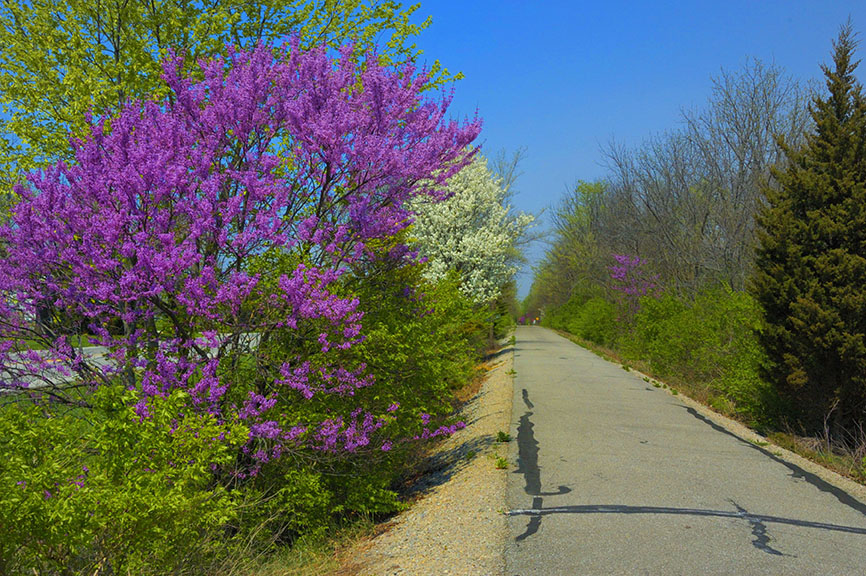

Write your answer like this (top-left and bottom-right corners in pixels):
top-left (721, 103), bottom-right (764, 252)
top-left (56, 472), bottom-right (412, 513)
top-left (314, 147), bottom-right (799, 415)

top-left (0, 388), bottom-right (247, 575)
top-left (542, 289), bottom-right (619, 347)
top-left (545, 284), bottom-right (780, 426)
top-left (242, 260), bottom-right (489, 536)
top-left (0, 256), bottom-right (492, 574)
top-left (625, 286), bottom-right (777, 424)
top-left (568, 297), bottom-right (619, 346)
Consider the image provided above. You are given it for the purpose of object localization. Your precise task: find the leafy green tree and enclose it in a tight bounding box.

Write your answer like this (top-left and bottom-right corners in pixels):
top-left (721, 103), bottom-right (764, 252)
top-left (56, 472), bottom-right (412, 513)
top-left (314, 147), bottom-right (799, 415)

top-left (752, 24), bottom-right (866, 434)
top-left (0, 0), bottom-right (446, 198)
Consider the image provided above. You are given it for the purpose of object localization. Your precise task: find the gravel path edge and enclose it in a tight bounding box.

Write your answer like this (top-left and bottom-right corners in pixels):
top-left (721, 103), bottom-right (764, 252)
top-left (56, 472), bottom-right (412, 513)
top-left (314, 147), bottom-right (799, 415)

top-left (338, 348), bottom-right (514, 576)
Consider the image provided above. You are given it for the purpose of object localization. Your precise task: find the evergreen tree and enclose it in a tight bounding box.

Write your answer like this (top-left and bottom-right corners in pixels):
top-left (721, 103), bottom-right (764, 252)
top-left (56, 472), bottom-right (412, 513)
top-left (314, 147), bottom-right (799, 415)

top-left (752, 24), bottom-right (866, 435)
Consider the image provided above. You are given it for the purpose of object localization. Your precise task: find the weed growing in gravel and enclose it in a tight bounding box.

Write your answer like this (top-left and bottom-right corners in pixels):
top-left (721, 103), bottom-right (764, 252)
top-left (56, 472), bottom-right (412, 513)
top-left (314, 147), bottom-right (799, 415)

top-left (507, 368), bottom-right (517, 376)
top-left (465, 450), bottom-right (477, 461)
top-left (494, 455), bottom-right (508, 469)
top-left (496, 431), bottom-right (512, 442)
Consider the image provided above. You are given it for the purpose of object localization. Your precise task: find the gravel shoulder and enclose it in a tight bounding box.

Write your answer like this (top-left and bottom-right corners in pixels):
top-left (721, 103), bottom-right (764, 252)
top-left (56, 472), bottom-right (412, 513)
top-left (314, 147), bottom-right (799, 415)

top-left (339, 349), bottom-right (514, 576)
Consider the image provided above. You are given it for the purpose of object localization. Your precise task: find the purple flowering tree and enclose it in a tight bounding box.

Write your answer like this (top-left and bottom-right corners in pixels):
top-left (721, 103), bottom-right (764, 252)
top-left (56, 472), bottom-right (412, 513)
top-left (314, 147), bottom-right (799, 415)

top-left (0, 41), bottom-right (479, 469)
top-left (607, 254), bottom-right (658, 319)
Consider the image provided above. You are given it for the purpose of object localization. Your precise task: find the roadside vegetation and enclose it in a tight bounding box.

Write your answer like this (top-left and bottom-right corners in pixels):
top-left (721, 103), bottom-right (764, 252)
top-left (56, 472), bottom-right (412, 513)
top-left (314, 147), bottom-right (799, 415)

top-left (525, 24), bottom-right (866, 484)
top-left (0, 2), bottom-right (532, 574)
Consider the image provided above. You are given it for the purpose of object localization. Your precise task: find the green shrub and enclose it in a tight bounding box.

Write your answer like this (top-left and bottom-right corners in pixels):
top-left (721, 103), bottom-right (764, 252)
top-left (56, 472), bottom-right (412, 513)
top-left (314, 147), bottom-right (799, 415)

top-left (0, 258), bottom-right (492, 575)
top-left (570, 297), bottom-right (618, 346)
top-left (547, 283), bottom-right (781, 427)
top-left (624, 285), bottom-right (777, 425)
top-left (544, 289), bottom-right (618, 346)
top-left (0, 388), bottom-right (246, 575)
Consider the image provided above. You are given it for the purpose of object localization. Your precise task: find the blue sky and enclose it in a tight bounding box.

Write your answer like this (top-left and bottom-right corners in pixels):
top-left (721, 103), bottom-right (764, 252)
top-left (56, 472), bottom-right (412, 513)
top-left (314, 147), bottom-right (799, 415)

top-left (408, 1), bottom-right (866, 296)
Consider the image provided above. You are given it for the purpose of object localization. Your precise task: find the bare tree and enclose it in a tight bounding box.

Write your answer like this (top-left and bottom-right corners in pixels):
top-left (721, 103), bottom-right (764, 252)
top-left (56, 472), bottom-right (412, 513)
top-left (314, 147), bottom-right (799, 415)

top-left (528, 59), bottom-right (812, 315)
top-left (599, 59), bottom-right (811, 294)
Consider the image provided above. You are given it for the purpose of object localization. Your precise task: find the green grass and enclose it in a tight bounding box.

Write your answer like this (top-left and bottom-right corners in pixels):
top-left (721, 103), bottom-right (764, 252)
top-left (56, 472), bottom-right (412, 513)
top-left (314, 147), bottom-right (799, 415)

top-left (22, 334), bottom-right (102, 350)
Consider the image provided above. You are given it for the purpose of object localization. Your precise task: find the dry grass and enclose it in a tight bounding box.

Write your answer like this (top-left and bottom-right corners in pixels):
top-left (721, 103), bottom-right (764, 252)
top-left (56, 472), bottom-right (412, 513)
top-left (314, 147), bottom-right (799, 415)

top-left (237, 521), bottom-right (380, 576)
top-left (768, 431), bottom-right (866, 484)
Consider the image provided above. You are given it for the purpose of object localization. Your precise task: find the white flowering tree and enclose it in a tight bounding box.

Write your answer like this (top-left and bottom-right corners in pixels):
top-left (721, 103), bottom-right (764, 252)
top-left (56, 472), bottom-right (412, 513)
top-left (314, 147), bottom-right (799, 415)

top-left (411, 156), bottom-right (534, 305)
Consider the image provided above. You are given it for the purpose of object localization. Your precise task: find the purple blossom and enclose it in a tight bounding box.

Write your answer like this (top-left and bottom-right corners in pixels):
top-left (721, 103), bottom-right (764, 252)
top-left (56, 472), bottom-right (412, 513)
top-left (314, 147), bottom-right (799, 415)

top-left (607, 253), bottom-right (659, 317)
top-left (0, 40), bottom-right (480, 469)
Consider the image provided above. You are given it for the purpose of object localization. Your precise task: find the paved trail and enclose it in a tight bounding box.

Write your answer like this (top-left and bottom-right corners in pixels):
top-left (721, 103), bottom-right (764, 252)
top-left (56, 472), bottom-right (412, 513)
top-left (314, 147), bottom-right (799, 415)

top-left (505, 326), bottom-right (866, 575)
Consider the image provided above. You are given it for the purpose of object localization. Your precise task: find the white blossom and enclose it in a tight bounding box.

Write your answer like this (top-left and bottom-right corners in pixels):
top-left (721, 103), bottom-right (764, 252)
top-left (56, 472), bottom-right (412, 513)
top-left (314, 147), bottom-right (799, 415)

top-left (410, 156), bottom-right (534, 305)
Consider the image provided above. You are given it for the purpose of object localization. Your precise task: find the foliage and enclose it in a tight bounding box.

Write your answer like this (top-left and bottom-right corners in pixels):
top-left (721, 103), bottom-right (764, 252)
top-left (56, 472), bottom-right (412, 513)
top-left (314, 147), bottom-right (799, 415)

top-left (410, 155), bottom-right (534, 306)
top-left (600, 60), bottom-right (810, 294)
top-left (629, 287), bottom-right (773, 422)
top-left (752, 25), bottom-right (866, 435)
top-left (0, 0), bottom-right (449, 195)
top-left (0, 3), bottom-right (503, 572)
top-left (525, 60), bottom-right (810, 322)
top-left (543, 290), bottom-right (618, 348)
top-left (0, 41), bottom-right (478, 460)
top-left (607, 254), bottom-right (658, 319)
top-left (234, 259), bottom-right (487, 538)
top-left (523, 180), bottom-right (607, 318)
top-left (0, 41), bottom-right (482, 571)
top-left (0, 388), bottom-right (246, 575)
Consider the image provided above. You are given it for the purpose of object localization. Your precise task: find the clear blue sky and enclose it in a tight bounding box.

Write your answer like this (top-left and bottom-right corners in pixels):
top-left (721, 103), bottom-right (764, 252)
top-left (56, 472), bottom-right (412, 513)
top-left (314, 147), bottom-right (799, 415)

top-left (408, 1), bottom-right (866, 297)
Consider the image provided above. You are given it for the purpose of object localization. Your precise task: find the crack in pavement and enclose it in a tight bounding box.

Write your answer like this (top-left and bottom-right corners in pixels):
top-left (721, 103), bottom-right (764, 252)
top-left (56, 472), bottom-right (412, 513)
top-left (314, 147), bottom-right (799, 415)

top-left (521, 388), bottom-right (533, 409)
top-left (730, 500), bottom-right (786, 556)
top-left (682, 405), bottom-right (866, 517)
top-left (508, 504), bottom-right (866, 543)
top-left (511, 390), bottom-right (866, 555)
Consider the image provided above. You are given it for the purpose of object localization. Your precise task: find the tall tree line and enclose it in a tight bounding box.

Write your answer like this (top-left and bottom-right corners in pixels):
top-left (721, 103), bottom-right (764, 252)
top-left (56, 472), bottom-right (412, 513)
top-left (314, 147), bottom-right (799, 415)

top-left (527, 59), bottom-right (811, 316)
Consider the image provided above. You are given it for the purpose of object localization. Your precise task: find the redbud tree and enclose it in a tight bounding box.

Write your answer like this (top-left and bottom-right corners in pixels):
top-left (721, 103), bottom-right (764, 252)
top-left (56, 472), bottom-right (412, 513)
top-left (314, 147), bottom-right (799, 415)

top-left (0, 41), bottom-right (480, 469)
top-left (607, 254), bottom-right (658, 319)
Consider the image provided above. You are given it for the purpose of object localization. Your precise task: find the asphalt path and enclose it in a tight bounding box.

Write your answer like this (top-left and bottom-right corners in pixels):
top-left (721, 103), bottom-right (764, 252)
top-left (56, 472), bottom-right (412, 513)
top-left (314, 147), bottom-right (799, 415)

top-left (505, 326), bottom-right (866, 575)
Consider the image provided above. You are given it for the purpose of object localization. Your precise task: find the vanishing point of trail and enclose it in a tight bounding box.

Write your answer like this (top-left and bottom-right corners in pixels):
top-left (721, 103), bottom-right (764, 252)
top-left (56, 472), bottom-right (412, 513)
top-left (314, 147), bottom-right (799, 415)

top-left (506, 326), bottom-right (866, 575)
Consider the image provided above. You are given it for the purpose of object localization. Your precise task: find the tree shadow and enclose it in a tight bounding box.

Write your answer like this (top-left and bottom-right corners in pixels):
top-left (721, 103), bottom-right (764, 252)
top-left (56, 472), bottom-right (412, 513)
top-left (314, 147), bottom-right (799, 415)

top-left (399, 433), bottom-right (499, 498)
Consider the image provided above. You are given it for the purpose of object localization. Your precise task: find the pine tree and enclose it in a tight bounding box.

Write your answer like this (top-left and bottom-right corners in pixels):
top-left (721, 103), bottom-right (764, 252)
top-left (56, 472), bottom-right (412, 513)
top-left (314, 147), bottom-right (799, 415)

top-left (752, 24), bottom-right (866, 435)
